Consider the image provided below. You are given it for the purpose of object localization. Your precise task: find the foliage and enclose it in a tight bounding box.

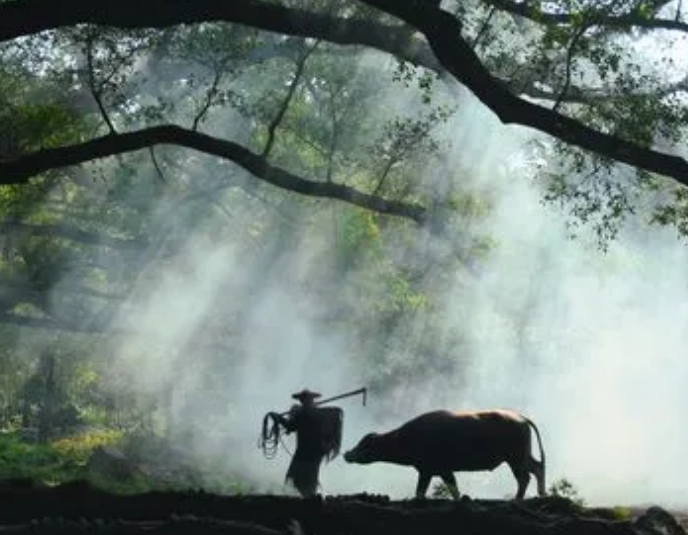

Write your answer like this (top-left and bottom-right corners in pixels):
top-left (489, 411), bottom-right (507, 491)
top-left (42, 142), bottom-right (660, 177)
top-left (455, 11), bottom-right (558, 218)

top-left (0, 68), bottom-right (87, 158)
top-left (51, 429), bottom-right (124, 465)
top-left (430, 481), bottom-right (454, 499)
top-left (609, 506), bottom-right (633, 521)
top-left (0, 430), bottom-right (89, 485)
top-left (0, 428), bottom-right (255, 495)
top-left (549, 477), bottom-right (586, 507)
top-left (451, 0), bottom-right (688, 246)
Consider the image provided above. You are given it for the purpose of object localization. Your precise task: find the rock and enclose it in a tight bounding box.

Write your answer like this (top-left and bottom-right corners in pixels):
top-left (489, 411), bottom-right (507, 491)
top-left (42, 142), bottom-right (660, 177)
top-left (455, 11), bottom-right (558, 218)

top-left (635, 506), bottom-right (687, 535)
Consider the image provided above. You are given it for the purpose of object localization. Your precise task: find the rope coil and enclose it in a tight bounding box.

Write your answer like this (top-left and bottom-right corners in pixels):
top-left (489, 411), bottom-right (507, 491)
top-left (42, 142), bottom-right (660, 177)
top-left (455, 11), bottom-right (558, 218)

top-left (258, 412), bottom-right (286, 459)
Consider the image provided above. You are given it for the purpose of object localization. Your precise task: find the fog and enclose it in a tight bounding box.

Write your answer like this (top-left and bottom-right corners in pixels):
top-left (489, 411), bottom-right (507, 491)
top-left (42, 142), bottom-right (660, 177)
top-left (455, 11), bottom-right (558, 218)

top-left (443, 97), bottom-right (688, 506)
top-left (30, 23), bottom-right (688, 508)
top-left (99, 81), bottom-right (688, 507)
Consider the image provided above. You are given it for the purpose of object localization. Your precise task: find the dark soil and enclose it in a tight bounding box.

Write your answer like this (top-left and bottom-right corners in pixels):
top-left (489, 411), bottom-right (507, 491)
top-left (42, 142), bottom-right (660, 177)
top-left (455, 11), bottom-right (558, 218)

top-left (0, 479), bottom-right (685, 535)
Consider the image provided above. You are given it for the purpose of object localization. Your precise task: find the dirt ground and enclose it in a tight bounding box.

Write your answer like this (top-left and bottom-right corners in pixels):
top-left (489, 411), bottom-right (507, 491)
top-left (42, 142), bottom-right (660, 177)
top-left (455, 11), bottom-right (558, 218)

top-left (0, 480), bottom-right (685, 535)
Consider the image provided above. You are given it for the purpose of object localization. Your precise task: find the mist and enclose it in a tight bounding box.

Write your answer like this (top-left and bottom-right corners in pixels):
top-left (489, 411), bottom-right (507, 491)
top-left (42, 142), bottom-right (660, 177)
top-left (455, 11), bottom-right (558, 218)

top-left (30, 27), bottom-right (688, 509)
top-left (435, 95), bottom-right (688, 506)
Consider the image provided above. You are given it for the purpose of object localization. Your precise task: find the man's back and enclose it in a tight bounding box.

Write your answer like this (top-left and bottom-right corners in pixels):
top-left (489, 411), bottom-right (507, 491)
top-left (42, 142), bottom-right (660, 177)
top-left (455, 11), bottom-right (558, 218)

top-left (291, 406), bottom-right (343, 461)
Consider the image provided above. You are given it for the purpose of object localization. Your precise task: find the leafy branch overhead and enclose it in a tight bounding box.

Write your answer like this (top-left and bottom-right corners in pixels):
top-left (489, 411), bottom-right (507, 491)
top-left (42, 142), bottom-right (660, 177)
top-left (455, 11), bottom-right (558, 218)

top-left (0, 0), bottom-right (687, 230)
top-left (0, 126), bottom-right (427, 223)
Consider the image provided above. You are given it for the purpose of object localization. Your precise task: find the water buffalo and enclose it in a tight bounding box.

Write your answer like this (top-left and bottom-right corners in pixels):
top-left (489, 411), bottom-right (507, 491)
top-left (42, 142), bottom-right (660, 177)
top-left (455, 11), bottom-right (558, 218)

top-left (343, 409), bottom-right (546, 500)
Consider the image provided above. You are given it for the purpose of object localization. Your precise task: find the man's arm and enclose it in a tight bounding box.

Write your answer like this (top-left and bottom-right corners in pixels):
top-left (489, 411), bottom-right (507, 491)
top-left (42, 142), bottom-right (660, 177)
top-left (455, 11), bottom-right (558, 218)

top-left (270, 405), bottom-right (301, 434)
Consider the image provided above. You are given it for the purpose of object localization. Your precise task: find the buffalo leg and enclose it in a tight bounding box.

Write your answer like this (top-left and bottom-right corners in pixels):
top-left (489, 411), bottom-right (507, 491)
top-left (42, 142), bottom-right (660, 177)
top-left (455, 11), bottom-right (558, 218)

top-left (440, 472), bottom-right (460, 500)
top-left (415, 471), bottom-right (432, 499)
top-left (508, 462), bottom-right (530, 500)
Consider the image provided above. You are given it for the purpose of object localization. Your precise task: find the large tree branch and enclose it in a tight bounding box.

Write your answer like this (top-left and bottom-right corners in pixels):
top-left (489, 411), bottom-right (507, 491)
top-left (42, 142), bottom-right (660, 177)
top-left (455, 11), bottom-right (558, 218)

top-left (356, 0), bottom-right (688, 183)
top-left (0, 0), bottom-right (678, 106)
top-left (0, 0), bottom-right (440, 69)
top-left (0, 125), bottom-right (427, 223)
top-left (1, 0), bottom-right (687, 183)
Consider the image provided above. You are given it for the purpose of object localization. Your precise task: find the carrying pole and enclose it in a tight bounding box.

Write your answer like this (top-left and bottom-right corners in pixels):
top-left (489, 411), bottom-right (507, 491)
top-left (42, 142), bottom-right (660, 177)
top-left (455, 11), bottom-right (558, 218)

top-left (278, 387), bottom-right (367, 416)
top-left (316, 387), bottom-right (367, 407)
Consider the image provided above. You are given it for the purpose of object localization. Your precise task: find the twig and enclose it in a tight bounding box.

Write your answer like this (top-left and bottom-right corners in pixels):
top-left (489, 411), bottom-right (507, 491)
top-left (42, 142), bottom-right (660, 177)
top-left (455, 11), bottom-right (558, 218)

top-left (372, 156), bottom-right (399, 196)
top-left (326, 85), bottom-right (345, 183)
top-left (149, 147), bottom-right (167, 183)
top-left (192, 68), bottom-right (222, 131)
top-left (85, 33), bottom-right (117, 134)
top-left (262, 40), bottom-right (319, 158)
top-left (553, 25), bottom-right (588, 112)
top-left (472, 6), bottom-right (496, 49)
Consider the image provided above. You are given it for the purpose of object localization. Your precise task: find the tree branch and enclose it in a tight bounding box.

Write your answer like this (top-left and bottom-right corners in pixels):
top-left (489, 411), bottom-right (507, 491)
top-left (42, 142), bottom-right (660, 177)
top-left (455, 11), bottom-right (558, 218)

top-left (356, 0), bottom-right (688, 183)
top-left (0, 0), bottom-right (440, 69)
top-left (482, 0), bottom-right (688, 34)
top-left (262, 41), bottom-right (318, 157)
top-left (471, 6), bottom-right (496, 49)
top-left (192, 69), bottom-right (222, 132)
top-left (0, 0), bottom-right (674, 106)
top-left (553, 25), bottom-right (588, 111)
top-left (1, 0), bottom-right (687, 183)
top-left (149, 147), bottom-right (167, 183)
top-left (84, 32), bottom-right (117, 134)
top-left (0, 125), bottom-right (427, 223)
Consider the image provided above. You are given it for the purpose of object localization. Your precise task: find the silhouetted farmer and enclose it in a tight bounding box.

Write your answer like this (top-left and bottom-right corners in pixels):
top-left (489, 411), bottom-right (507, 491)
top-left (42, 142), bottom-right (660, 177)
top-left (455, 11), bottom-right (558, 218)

top-left (263, 389), bottom-right (344, 497)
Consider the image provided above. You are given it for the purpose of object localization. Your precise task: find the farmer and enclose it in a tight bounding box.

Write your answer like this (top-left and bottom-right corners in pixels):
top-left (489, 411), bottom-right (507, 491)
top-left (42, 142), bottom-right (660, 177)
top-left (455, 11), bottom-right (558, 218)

top-left (268, 388), bottom-right (343, 497)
